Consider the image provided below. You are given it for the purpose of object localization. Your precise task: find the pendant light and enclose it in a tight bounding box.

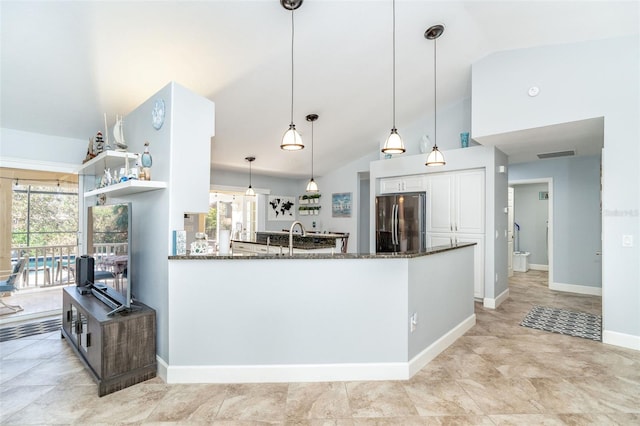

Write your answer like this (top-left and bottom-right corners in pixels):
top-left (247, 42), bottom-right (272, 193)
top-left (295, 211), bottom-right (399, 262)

top-left (381, 0), bottom-right (405, 155)
top-left (305, 113), bottom-right (319, 192)
top-left (245, 156), bottom-right (256, 197)
top-left (280, 0), bottom-right (304, 151)
top-left (425, 24), bottom-right (446, 166)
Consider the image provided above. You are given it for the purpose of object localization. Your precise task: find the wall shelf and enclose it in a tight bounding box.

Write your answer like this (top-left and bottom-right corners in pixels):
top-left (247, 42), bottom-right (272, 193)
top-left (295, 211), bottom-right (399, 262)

top-left (84, 180), bottom-right (167, 198)
top-left (77, 151), bottom-right (138, 175)
top-left (78, 150), bottom-right (167, 198)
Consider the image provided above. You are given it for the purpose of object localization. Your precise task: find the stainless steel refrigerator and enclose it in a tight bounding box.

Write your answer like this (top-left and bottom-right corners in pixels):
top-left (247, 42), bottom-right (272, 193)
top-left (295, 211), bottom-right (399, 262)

top-left (376, 192), bottom-right (426, 253)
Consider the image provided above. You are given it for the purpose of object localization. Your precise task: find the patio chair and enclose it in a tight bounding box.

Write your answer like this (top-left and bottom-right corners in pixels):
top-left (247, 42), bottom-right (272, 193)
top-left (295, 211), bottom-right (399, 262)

top-left (0, 258), bottom-right (27, 314)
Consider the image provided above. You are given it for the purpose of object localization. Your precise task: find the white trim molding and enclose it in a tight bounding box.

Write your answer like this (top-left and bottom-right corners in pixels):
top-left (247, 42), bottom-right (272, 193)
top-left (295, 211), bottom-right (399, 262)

top-left (484, 288), bottom-right (509, 309)
top-left (529, 264), bottom-right (549, 271)
top-left (157, 356), bottom-right (169, 382)
top-left (159, 315), bottom-right (476, 384)
top-left (408, 314), bottom-right (476, 377)
top-left (550, 281), bottom-right (602, 296)
top-left (0, 156), bottom-right (79, 173)
top-left (602, 330), bottom-right (640, 351)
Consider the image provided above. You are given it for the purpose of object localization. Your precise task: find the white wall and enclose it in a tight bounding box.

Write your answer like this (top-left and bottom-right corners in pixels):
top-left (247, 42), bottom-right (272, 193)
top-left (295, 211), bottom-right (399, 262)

top-left (114, 82), bottom-right (214, 362)
top-left (380, 97), bottom-right (474, 159)
top-left (0, 128), bottom-right (87, 171)
top-left (473, 36), bottom-right (639, 348)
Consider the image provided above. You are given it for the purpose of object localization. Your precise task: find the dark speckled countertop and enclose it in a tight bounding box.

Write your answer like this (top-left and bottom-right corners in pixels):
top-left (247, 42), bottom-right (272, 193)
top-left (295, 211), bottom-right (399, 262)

top-left (169, 242), bottom-right (475, 260)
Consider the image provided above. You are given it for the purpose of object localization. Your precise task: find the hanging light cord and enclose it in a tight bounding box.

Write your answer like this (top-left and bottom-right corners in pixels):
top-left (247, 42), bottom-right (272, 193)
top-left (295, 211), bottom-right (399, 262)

top-left (392, 0), bottom-right (396, 129)
top-left (433, 35), bottom-right (438, 149)
top-left (249, 161), bottom-right (252, 187)
top-left (310, 120), bottom-right (314, 178)
top-left (290, 9), bottom-right (295, 126)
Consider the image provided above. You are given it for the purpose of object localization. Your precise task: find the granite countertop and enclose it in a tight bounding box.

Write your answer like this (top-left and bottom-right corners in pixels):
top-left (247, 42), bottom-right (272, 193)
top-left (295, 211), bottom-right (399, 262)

top-left (253, 231), bottom-right (346, 249)
top-left (257, 231), bottom-right (347, 238)
top-left (169, 242), bottom-right (476, 260)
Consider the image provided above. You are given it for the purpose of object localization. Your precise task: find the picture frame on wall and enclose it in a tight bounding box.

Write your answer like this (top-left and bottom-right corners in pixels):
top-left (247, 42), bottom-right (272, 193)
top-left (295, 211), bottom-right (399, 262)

top-left (332, 192), bottom-right (352, 218)
top-left (268, 195), bottom-right (296, 221)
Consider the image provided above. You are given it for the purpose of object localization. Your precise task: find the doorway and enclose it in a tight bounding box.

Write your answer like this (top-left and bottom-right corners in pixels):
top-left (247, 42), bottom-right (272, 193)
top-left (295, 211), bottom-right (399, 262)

top-left (357, 172), bottom-right (370, 253)
top-left (508, 178), bottom-right (553, 286)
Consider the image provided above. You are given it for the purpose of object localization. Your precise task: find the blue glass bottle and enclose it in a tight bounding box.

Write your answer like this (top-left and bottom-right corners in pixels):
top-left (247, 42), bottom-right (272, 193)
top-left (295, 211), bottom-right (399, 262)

top-left (140, 141), bottom-right (153, 180)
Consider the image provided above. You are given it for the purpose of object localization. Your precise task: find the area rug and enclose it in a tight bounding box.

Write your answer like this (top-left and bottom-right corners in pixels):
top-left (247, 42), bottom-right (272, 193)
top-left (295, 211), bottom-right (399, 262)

top-left (520, 305), bottom-right (601, 341)
top-left (0, 318), bottom-right (62, 342)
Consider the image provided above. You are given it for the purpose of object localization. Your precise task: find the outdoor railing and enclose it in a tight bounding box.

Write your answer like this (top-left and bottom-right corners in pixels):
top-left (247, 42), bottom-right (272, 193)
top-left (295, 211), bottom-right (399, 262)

top-left (11, 243), bottom-right (128, 289)
top-left (11, 244), bottom-right (78, 288)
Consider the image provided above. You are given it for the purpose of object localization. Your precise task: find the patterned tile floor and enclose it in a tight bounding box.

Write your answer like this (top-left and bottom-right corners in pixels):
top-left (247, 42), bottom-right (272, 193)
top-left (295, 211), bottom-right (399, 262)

top-left (1, 270), bottom-right (639, 425)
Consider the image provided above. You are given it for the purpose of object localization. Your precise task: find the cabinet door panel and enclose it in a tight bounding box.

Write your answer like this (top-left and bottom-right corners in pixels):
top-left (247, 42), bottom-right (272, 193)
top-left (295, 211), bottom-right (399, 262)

top-left (380, 178), bottom-right (402, 194)
top-left (455, 171), bottom-right (485, 234)
top-left (403, 175), bottom-right (426, 192)
top-left (427, 174), bottom-right (454, 232)
top-left (427, 233), bottom-right (454, 248)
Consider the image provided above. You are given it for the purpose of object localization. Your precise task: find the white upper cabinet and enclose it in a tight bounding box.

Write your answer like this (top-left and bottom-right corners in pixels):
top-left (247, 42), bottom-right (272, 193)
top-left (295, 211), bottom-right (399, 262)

top-left (426, 173), bottom-right (454, 232)
top-left (427, 170), bottom-right (484, 234)
top-left (455, 170), bottom-right (485, 234)
top-left (380, 175), bottom-right (427, 194)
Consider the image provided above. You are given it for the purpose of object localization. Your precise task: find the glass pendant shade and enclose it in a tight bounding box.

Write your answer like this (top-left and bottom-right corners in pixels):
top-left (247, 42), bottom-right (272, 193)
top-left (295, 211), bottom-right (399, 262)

top-left (382, 128), bottom-right (405, 154)
top-left (281, 124), bottom-right (304, 151)
top-left (245, 186), bottom-right (256, 197)
top-left (425, 146), bottom-right (446, 166)
top-left (306, 178), bottom-right (318, 193)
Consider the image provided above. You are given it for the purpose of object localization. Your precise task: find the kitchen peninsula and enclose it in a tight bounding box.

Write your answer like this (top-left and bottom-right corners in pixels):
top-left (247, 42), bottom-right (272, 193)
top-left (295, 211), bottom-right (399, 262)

top-left (165, 243), bottom-right (475, 384)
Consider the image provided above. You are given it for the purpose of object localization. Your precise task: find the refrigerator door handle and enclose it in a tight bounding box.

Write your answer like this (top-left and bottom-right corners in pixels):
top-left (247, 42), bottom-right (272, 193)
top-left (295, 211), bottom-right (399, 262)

top-left (392, 204), bottom-right (398, 246)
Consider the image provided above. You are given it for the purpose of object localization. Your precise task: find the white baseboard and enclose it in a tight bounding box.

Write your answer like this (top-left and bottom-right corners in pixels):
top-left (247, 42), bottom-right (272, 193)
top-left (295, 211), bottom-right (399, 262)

top-left (602, 330), bottom-right (640, 351)
top-left (408, 314), bottom-right (476, 377)
top-left (484, 288), bottom-right (509, 309)
top-left (157, 356), bottom-right (169, 382)
top-left (550, 282), bottom-right (602, 296)
top-left (165, 361), bottom-right (409, 384)
top-left (161, 315), bottom-right (476, 384)
top-left (529, 264), bottom-right (549, 271)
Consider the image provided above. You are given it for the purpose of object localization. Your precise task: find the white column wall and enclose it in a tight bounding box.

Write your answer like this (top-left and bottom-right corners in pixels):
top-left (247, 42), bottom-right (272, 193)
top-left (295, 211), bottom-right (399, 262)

top-left (472, 36), bottom-right (639, 348)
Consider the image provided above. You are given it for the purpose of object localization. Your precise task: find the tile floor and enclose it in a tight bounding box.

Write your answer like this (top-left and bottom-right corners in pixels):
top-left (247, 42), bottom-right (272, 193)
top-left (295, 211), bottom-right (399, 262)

top-left (1, 270), bottom-right (639, 425)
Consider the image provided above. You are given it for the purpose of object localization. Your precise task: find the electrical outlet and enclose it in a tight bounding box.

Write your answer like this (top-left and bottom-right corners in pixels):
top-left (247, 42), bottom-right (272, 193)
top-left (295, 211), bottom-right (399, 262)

top-left (410, 313), bottom-right (418, 333)
top-left (622, 235), bottom-right (633, 247)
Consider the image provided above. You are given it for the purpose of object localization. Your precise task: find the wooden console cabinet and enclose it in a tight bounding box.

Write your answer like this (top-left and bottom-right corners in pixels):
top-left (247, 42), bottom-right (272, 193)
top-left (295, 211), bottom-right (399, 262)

top-left (61, 286), bottom-right (157, 396)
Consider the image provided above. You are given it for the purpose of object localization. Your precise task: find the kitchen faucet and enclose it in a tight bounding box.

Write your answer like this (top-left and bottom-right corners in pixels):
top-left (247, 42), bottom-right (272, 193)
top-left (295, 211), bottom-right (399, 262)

top-left (289, 221), bottom-right (306, 256)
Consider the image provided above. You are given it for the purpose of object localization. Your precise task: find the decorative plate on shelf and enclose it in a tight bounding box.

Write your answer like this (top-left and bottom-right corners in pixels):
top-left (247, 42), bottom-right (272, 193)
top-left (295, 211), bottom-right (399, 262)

top-left (152, 99), bottom-right (165, 130)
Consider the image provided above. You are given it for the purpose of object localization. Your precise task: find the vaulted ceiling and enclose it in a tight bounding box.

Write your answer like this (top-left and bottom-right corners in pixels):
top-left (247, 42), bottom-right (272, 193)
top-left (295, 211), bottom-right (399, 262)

top-left (1, 1), bottom-right (637, 178)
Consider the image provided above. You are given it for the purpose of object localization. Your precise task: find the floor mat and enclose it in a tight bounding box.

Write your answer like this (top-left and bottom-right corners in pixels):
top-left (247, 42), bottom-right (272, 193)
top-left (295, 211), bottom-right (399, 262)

top-left (0, 318), bottom-right (62, 342)
top-left (520, 305), bottom-right (601, 341)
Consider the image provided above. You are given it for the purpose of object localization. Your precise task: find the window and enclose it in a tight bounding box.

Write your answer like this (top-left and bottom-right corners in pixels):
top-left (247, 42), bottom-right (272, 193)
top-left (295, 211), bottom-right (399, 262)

top-left (206, 191), bottom-right (257, 244)
top-left (12, 183), bottom-right (78, 248)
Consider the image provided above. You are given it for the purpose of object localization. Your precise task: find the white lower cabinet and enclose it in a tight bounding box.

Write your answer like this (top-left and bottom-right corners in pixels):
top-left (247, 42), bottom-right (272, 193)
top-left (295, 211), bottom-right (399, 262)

top-left (428, 233), bottom-right (485, 300)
